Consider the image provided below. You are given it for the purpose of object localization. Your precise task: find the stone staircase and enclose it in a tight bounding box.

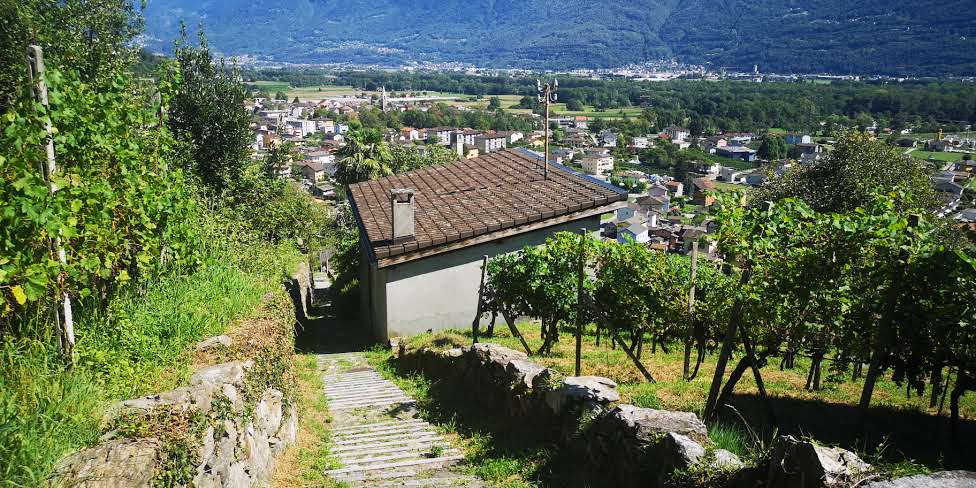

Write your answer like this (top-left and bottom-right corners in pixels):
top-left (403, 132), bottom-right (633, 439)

top-left (318, 353), bottom-right (483, 487)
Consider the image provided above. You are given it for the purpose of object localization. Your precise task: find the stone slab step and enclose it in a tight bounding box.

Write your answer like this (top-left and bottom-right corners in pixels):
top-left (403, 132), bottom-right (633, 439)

top-left (333, 429), bottom-right (441, 446)
top-left (362, 476), bottom-right (485, 488)
top-left (331, 436), bottom-right (445, 454)
top-left (326, 455), bottom-right (465, 476)
top-left (330, 399), bottom-right (415, 410)
top-left (333, 419), bottom-right (427, 434)
top-left (334, 425), bottom-right (436, 442)
top-left (337, 441), bottom-right (453, 462)
top-left (337, 448), bottom-right (462, 466)
top-left (326, 386), bottom-right (403, 399)
top-left (329, 395), bottom-right (414, 406)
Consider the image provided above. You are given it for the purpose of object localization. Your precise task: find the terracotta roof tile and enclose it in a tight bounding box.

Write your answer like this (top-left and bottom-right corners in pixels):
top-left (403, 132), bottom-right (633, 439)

top-left (349, 149), bottom-right (627, 262)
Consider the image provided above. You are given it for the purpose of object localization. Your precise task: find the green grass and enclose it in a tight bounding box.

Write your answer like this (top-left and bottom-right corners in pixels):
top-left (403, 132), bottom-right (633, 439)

top-left (910, 150), bottom-right (966, 162)
top-left (0, 239), bottom-right (300, 486)
top-left (707, 422), bottom-right (749, 457)
top-left (273, 354), bottom-right (345, 487)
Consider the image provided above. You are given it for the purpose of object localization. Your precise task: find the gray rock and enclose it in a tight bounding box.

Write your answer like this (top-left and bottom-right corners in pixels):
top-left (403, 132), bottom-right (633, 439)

top-left (611, 404), bottom-right (709, 443)
top-left (51, 438), bottom-right (161, 488)
top-left (197, 425), bottom-right (216, 469)
top-left (191, 361), bottom-right (251, 388)
top-left (255, 388), bottom-right (284, 434)
top-left (546, 376), bottom-right (620, 413)
top-left (767, 435), bottom-right (871, 487)
top-left (711, 449), bottom-right (745, 470)
top-left (244, 421), bottom-right (273, 482)
top-left (659, 432), bottom-right (706, 468)
top-left (469, 343), bottom-right (527, 368)
top-left (210, 420), bottom-right (238, 480)
top-left (563, 376), bottom-right (620, 403)
top-left (196, 335), bottom-right (232, 352)
top-left (102, 387), bottom-right (193, 426)
top-left (190, 361), bottom-right (251, 411)
top-left (223, 462), bottom-right (250, 488)
top-left (441, 347), bottom-right (464, 359)
top-left (506, 359), bottom-right (548, 390)
top-left (864, 471), bottom-right (976, 488)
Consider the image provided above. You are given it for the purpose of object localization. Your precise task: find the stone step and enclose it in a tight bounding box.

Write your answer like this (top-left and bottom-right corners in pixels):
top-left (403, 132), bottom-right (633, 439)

top-left (362, 475), bottom-right (485, 488)
top-left (326, 381), bottom-right (395, 391)
top-left (333, 419), bottom-right (427, 434)
top-left (332, 431), bottom-right (442, 447)
top-left (326, 455), bottom-right (465, 477)
top-left (337, 441), bottom-right (453, 462)
top-left (329, 390), bottom-right (406, 401)
top-left (330, 399), bottom-right (414, 410)
top-left (329, 392), bottom-right (413, 404)
top-left (327, 386), bottom-right (403, 397)
top-left (334, 425), bottom-right (435, 441)
top-left (331, 436), bottom-right (445, 454)
top-left (337, 448), bottom-right (462, 466)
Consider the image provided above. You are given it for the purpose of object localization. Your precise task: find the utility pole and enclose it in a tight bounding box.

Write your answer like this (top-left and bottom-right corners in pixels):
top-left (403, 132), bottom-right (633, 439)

top-left (537, 79), bottom-right (558, 180)
top-left (27, 45), bottom-right (74, 361)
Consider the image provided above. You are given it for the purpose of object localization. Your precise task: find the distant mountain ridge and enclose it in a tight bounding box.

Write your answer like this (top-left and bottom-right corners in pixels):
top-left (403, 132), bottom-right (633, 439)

top-left (142, 0), bottom-right (976, 76)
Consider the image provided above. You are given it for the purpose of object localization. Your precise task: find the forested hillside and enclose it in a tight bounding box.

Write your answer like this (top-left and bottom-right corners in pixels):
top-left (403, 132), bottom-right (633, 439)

top-left (142, 0), bottom-right (976, 76)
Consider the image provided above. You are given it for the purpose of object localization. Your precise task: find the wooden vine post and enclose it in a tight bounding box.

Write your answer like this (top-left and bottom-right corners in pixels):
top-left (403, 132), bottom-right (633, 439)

top-left (472, 255), bottom-right (488, 344)
top-left (683, 241), bottom-right (698, 380)
top-left (27, 45), bottom-right (75, 361)
top-left (574, 229), bottom-right (586, 377)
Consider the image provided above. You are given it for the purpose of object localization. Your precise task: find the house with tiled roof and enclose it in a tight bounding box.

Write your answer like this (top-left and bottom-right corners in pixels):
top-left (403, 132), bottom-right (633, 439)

top-left (348, 149), bottom-right (628, 339)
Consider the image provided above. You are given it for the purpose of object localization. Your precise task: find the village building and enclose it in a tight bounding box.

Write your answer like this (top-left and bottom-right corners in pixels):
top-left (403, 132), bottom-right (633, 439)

top-left (348, 149), bottom-right (627, 340)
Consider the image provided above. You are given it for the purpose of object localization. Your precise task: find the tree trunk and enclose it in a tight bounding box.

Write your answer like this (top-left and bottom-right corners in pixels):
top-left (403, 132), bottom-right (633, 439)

top-left (704, 267), bottom-right (752, 422)
top-left (715, 355), bottom-right (750, 413)
top-left (812, 355), bottom-right (823, 391)
top-left (502, 310), bottom-right (533, 356)
top-left (658, 337), bottom-right (670, 354)
top-left (636, 333), bottom-right (644, 361)
top-left (613, 332), bottom-right (656, 383)
top-left (486, 311), bottom-right (497, 338)
top-left (929, 365), bottom-right (943, 408)
top-left (689, 343), bottom-right (705, 381)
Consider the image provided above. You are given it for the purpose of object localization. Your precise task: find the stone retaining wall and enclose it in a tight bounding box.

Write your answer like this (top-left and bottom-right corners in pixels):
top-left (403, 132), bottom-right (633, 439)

top-left (395, 342), bottom-right (972, 488)
top-left (51, 271), bottom-right (304, 487)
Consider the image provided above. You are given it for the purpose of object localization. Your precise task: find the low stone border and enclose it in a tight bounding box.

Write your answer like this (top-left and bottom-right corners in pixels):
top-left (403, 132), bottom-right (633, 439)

top-left (395, 342), bottom-right (972, 488)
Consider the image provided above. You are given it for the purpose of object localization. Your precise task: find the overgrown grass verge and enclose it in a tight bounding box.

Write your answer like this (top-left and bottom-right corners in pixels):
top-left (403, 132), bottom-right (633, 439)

top-left (271, 354), bottom-right (345, 488)
top-left (364, 347), bottom-right (550, 488)
top-left (0, 239), bottom-right (301, 487)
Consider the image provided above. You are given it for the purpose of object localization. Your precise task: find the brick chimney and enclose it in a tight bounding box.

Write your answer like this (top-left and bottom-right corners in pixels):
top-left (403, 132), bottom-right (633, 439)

top-left (390, 188), bottom-right (415, 242)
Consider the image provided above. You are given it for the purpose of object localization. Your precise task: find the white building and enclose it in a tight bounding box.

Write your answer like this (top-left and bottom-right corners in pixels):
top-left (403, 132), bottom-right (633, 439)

top-left (581, 149), bottom-right (614, 176)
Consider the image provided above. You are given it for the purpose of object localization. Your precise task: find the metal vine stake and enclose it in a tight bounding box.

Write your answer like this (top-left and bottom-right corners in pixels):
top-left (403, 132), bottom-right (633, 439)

top-left (27, 45), bottom-right (75, 362)
top-left (537, 79), bottom-right (558, 180)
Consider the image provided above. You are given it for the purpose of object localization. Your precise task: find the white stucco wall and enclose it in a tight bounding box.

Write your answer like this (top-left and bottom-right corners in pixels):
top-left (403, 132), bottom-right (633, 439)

top-left (363, 216), bottom-right (602, 340)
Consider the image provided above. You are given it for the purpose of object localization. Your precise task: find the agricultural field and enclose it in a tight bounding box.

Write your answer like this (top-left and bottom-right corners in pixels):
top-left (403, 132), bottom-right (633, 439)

top-left (910, 150), bottom-right (968, 162)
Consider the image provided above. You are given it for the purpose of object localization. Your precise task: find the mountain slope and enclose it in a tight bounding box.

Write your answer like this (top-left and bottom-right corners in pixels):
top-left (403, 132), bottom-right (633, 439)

top-left (142, 0), bottom-right (976, 75)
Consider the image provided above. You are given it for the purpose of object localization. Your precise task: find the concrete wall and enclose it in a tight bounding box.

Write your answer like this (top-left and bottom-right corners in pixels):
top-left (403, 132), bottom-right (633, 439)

top-left (363, 216), bottom-right (601, 340)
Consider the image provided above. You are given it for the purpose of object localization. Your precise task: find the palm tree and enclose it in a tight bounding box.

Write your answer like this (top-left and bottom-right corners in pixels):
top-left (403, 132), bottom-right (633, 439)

top-left (334, 129), bottom-right (393, 185)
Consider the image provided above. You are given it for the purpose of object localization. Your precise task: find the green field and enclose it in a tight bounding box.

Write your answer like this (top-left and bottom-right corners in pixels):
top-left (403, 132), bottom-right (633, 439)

top-left (910, 150), bottom-right (967, 162)
top-left (255, 82), bottom-right (645, 119)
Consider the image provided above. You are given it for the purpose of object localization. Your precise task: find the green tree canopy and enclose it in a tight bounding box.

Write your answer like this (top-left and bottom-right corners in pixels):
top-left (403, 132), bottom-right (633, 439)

top-left (168, 27), bottom-right (253, 194)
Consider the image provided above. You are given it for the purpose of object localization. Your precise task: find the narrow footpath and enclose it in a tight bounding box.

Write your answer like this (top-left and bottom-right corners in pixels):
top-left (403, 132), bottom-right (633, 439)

top-left (318, 352), bottom-right (484, 487)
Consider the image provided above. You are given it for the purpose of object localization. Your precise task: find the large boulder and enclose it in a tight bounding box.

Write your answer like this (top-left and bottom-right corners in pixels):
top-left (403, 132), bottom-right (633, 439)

top-left (766, 435), bottom-right (871, 487)
top-left (51, 438), bottom-right (161, 487)
top-left (864, 470), bottom-right (976, 488)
